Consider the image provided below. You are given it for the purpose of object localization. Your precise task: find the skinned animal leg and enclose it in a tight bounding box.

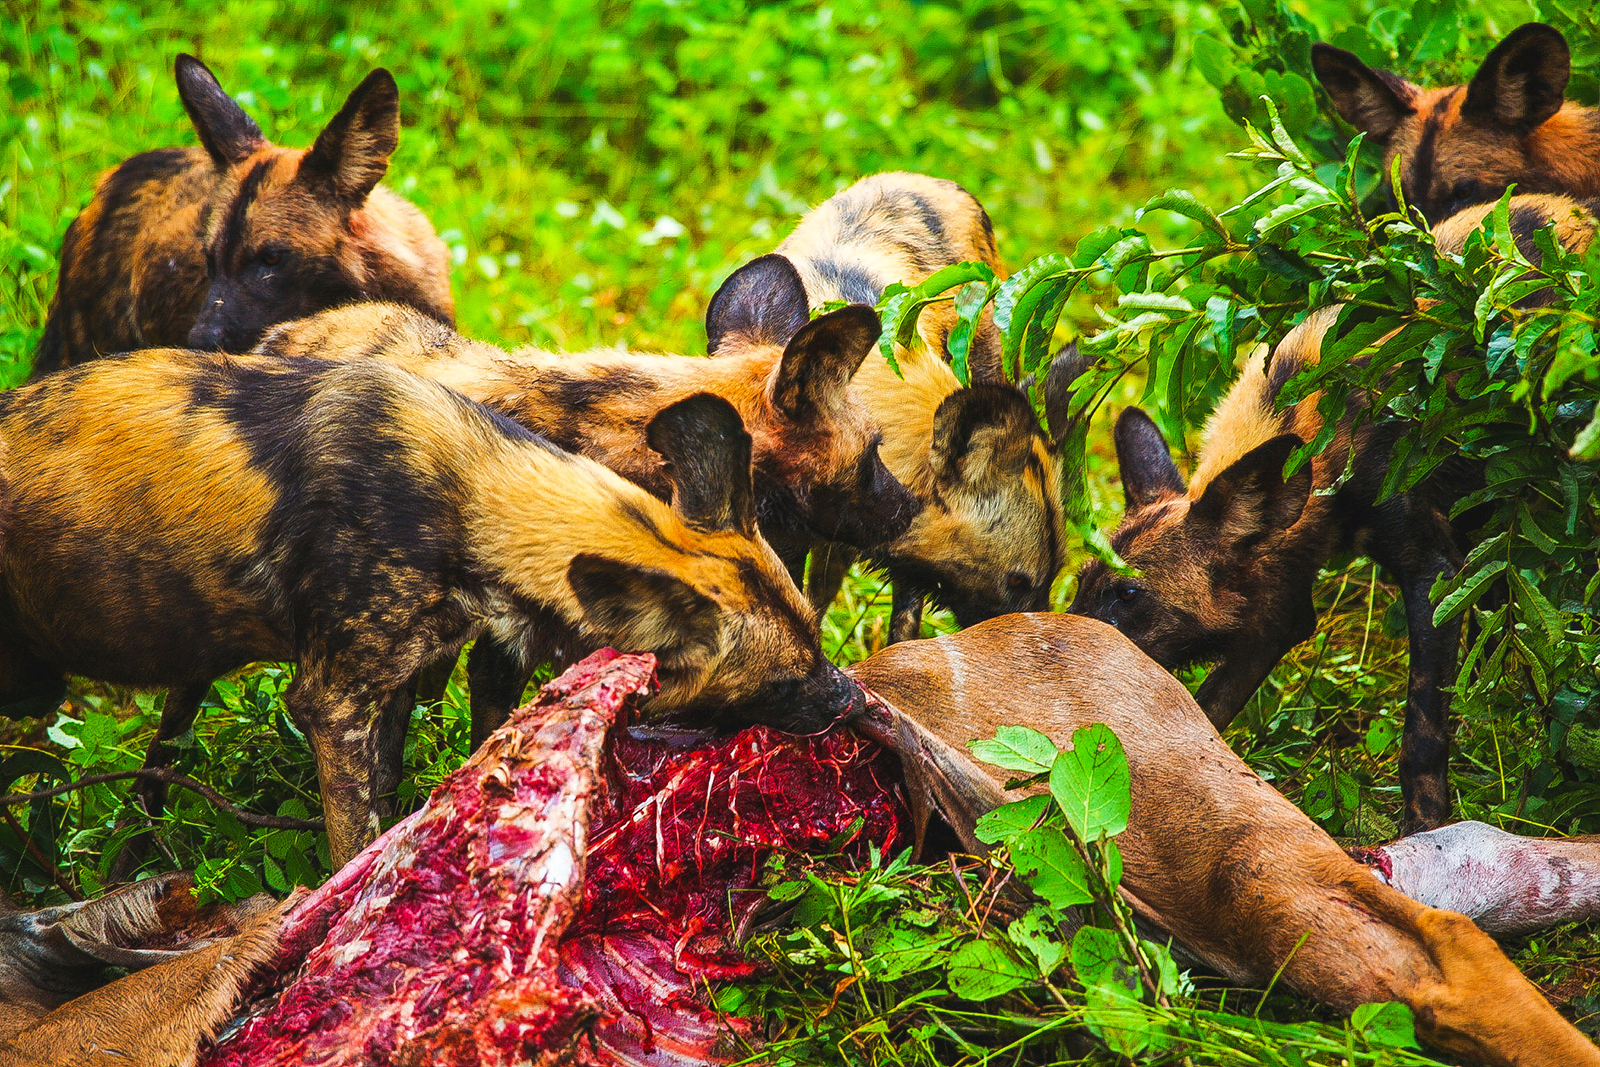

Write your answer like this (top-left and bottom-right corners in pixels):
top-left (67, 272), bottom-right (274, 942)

top-left (1354, 820), bottom-right (1600, 936)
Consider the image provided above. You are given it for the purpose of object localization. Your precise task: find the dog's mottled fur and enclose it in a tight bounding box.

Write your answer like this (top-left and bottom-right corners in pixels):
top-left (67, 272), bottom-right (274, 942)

top-left (740, 173), bottom-right (1070, 642)
top-left (33, 55), bottom-right (450, 376)
top-left (0, 351), bottom-right (854, 864)
top-left (1071, 196), bottom-right (1599, 835)
top-left (1314, 23), bottom-right (1600, 224)
top-left (254, 287), bottom-right (919, 733)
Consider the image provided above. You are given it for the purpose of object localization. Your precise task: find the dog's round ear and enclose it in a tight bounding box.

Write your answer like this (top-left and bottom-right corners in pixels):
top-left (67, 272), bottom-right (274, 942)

top-left (1112, 407), bottom-right (1184, 511)
top-left (301, 69), bottom-right (401, 205)
top-left (705, 254), bottom-right (811, 355)
top-left (645, 393), bottom-right (756, 537)
top-left (175, 54), bottom-right (266, 167)
top-left (1189, 433), bottom-right (1311, 555)
top-left (1463, 23), bottom-right (1571, 135)
top-left (770, 304), bottom-right (880, 420)
top-left (1311, 43), bottom-right (1417, 144)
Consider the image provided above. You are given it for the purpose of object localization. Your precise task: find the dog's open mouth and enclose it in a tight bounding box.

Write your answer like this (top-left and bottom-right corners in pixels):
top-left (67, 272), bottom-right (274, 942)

top-left (198, 649), bottom-right (908, 1066)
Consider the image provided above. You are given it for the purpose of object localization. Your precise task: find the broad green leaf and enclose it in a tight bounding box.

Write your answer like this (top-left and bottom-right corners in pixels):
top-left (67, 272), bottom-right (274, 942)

top-left (1008, 904), bottom-right (1067, 976)
top-left (1070, 924), bottom-right (1134, 990)
top-left (1432, 559), bottom-right (1509, 626)
top-left (973, 795), bottom-right (1051, 845)
top-left (1011, 827), bottom-right (1094, 909)
top-left (863, 919), bottom-right (955, 981)
top-left (946, 938), bottom-right (1033, 1000)
top-left (945, 280), bottom-right (989, 386)
top-left (1049, 724), bottom-right (1132, 843)
top-left (1141, 189), bottom-right (1229, 239)
top-left (1510, 568), bottom-right (1566, 645)
top-left (1071, 925), bottom-right (1156, 1053)
top-left (1573, 401), bottom-right (1600, 461)
top-left (1351, 1001), bottom-right (1420, 1049)
top-left (969, 725), bottom-right (1058, 775)
top-left (1115, 292), bottom-right (1194, 314)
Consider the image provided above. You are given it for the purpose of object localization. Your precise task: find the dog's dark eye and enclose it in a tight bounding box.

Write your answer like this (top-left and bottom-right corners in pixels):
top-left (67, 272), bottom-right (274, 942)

top-left (1006, 572), bottom-right (1032, 593)
top-left (1115, 584), bottom-right (1140, 603)
top-left (259, 249), bottom-right (283, 267)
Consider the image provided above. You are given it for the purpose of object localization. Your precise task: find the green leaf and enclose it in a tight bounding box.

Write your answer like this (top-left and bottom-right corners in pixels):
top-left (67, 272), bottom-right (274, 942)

top-left (1048, 724), bottom-right (1131, 843)
top-left (1191, 34), bottom-right (1234, 89)
top-left (973, 795), bottom-right (1051, 846)
top-left (945, 280), bottom-right (989, 386)
top-left (1141, 189), bottom-right (1228, 240)
top-left (1011, 827), bottom-right (1095, 909)
top-left (969, 725), bottom-right (1058, 775)
top-left (1510, 569), bottom-right (1566, 645)
top-left (946, 938), bottom-right (1033, 1000)
top-left (1351, 1001), bottom-right (1419, 1049)
top-left (1544, 318), bottom-right (1596, 398)
top-left (884, 262), bottom-right (997, 361)
top-left (863, 919), bottom-right (955, 981)
top-left (1432, 559), bottom-right (1509, 626)
top-left (1007, 904), bottom-right (1067, 976)
top-left (1072, 925), bottom-right (1156, 1055)
top-left (1070, 924), bottom-right (1133, 990)
top-left (1573, 401), bottom-right (1600, 461)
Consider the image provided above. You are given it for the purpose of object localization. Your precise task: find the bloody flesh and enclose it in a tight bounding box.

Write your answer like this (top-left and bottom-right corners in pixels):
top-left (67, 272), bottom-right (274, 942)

top-left (563, 724), bottom-right (908, 1063)
top-left (197, 650), bottom-right (908, 1066)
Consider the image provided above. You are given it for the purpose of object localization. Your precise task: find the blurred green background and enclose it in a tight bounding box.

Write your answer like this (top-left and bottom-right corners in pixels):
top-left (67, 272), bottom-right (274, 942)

top-left (2, 0), bottom-right (1268, 376)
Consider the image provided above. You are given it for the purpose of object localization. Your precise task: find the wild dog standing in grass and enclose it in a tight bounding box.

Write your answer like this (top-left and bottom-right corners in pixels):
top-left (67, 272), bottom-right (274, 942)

top-left (729, 172), bottom-right (1069, 642)
top-left (1069, 196), bottom-right (1599, 834)
top-left (1313, 23), bottom-right (1600, 224)
top-left (0, 351), bottom-right (856, 865)
top-left (253, 292), bottom-right (917, 743)
top-left (32, 54), bottom-right (451, 376)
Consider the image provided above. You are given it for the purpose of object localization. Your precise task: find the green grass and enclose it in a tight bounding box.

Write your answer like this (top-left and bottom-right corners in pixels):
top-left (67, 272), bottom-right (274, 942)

top-left (2, 0), bottom-right (1599, 1058)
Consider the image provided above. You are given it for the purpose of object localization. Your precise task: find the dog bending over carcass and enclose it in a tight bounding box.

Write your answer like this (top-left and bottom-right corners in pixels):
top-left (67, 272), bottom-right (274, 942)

top-left (4, 619), bottom-right (1600, 1065)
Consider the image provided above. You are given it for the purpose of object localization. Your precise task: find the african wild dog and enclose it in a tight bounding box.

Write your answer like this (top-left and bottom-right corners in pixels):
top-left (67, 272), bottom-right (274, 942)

top-left (32, 54), bottom-right (450, 376)
top-left (1430, 191), bottom-right (1599, 265)
top-left (731, 172), bottom-right (1071, 642)
top-left (1067, 194), bottom-right (1600, 835)
top-left (1068, 322), bottom-right (1469, 835)
top-left (1313, 23), bottom-right (1600, 224)
top-left (253, 288), bottom-right (917, 739)
top-left (0, 351), bottom-right (855, 865)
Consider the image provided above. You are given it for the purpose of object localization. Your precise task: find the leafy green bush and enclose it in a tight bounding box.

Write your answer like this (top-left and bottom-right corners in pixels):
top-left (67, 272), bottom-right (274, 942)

top-left (882, 0), bottom-right (1600, 839)
top-left (736, 721), bottom-right (1444, 1065)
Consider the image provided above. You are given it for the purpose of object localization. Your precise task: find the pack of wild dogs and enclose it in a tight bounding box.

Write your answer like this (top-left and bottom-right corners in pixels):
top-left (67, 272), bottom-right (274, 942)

top-left (4, 23), bottom-right (1600, 1064)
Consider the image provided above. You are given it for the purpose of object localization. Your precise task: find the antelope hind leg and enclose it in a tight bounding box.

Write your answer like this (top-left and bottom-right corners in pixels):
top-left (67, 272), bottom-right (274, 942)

top-left (851, 614), bottom-right (1599, 1067)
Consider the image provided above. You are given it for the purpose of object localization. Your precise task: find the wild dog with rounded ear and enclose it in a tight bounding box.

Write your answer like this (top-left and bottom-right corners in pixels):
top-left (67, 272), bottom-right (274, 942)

top-left (847, 613), bottom-right (1600, 1067)
top-left (33, 54), bottom-right (451, 376)
top-left (0, 351), bottom-right (854, 866)
top-left (716, 172), bottom-right (1072, 641)
top-left (1312, 23), bottom-right (1600, 224)
top-left (1069, 324), bottom-right (1469, 835)
top-left (253, 290), bottom-right (916, 739)
top-left (1069, 196), bottom-right (1600, 836)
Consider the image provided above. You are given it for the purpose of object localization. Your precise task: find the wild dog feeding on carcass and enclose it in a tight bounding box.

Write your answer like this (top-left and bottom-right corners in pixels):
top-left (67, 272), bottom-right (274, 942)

top-left (7, 621), bottom-right (1600, 1066)
top-left (253, 279), bottom-right (919, 737)
top-left (737, 172), bottom-right (1072, 641)
top-left (0, 350), bottom-right (857, 867)
top-left (1068, 192), bottom-right (1600, 836)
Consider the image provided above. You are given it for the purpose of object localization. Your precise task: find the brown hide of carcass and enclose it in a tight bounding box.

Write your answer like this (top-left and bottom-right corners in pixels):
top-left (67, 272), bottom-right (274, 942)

top-left (0, 890), bottom-right (286, 1067)
top-left (849, 613), bottom-right (1600, 1067)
